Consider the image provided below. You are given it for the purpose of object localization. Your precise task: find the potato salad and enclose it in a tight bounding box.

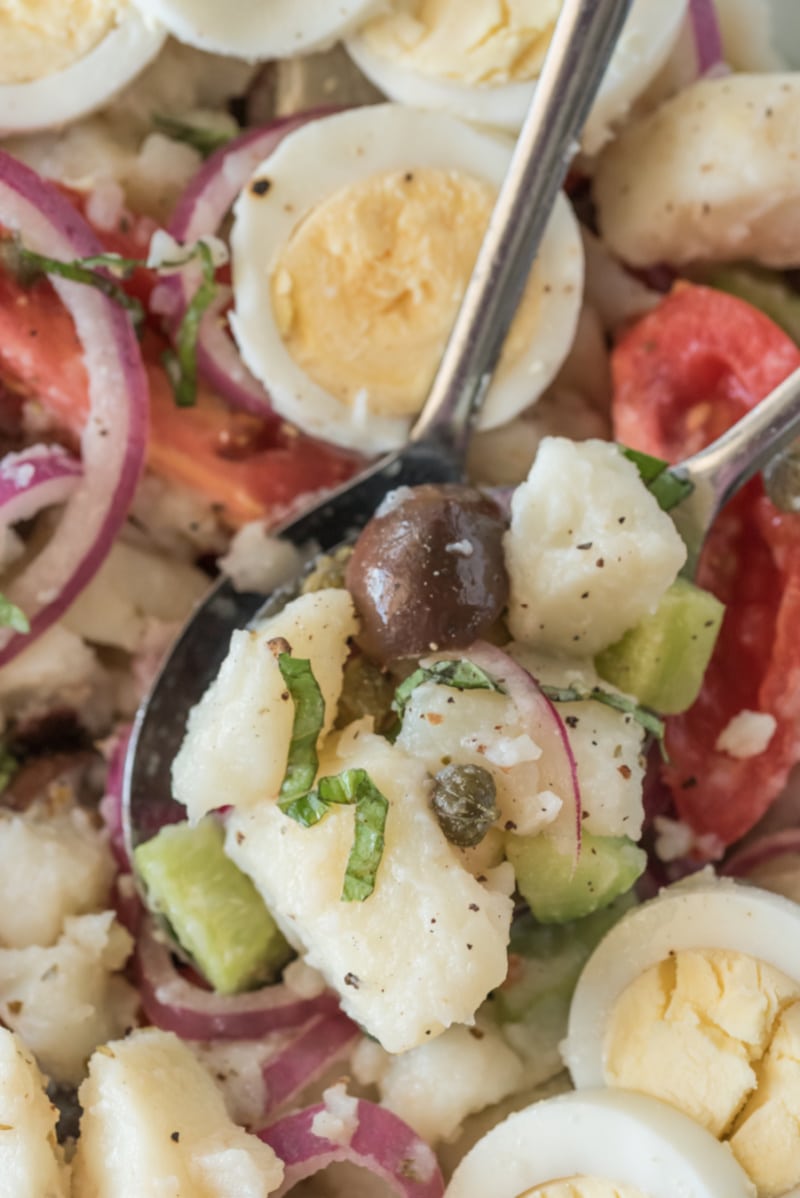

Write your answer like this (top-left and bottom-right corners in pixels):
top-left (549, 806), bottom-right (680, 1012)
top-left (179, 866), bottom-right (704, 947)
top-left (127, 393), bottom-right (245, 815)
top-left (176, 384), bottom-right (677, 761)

top-left (2, 2), bottom-right (800, 1197)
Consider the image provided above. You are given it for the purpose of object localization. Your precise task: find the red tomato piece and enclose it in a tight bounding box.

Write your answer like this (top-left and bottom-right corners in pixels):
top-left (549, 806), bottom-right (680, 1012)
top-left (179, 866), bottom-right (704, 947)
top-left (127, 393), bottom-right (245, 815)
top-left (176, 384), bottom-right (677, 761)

top-left (612, 283), bottom-right (800, 848)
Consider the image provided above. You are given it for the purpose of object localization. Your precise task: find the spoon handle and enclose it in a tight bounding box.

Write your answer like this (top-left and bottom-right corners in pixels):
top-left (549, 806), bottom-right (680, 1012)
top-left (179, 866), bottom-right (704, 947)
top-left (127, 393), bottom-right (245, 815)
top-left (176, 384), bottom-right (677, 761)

top-left (411, 0), bottom-right (635, 458)
top-left (672, 364), bottom-right (800, 576)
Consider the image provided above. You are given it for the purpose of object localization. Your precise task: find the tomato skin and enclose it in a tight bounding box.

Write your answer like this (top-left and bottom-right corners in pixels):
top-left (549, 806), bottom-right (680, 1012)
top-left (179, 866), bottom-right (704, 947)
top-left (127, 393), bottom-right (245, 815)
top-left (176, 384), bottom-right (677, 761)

top-left (612, 284), bottom-right (800, 848)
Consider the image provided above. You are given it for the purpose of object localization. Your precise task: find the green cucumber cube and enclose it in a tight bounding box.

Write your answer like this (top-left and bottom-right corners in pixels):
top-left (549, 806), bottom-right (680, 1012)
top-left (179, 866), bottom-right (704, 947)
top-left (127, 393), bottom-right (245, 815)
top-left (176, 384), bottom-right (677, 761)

top-left (506, 830), bottom-right (646, 924)
top-left (595, 577), bottom-right (724, 715)
top-left (134, 817), bottom-right (291, 995)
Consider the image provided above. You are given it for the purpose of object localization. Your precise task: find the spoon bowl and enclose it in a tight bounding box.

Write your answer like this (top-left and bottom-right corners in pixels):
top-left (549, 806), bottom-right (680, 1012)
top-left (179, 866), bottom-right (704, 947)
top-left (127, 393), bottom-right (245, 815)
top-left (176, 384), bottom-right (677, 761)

top-left (123, 0), bottom-right (637, 859)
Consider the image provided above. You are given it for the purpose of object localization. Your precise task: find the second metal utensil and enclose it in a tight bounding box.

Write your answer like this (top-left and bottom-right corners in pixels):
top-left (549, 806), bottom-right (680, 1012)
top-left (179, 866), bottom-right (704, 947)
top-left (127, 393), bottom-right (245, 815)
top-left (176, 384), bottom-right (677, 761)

top-left (124, 0), bottom-right (635, 856)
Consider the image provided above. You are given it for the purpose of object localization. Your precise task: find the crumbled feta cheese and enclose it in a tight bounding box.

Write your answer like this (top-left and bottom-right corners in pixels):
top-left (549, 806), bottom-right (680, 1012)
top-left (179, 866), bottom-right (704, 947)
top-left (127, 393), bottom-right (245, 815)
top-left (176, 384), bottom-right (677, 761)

top-left (310, 1083), bottom-right (359, 1146)
top-left (716, 710), bottom-right (777, 759)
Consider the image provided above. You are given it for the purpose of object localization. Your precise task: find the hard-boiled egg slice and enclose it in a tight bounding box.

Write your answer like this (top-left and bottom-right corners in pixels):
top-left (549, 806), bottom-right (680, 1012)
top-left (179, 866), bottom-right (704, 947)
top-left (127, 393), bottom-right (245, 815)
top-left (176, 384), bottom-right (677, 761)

top-left (230, 104), bottom-right (583, 454)
top-left (0, 3), bottom-right (166, 135)
top-left (128, 0), bottom-right (380, 59)
top-left (444, 1089), bottom-right (755, 1198)
top-left (346, 0), bottom-right (689, 154)
top-left (564, 874), bottom-right (800, 1198)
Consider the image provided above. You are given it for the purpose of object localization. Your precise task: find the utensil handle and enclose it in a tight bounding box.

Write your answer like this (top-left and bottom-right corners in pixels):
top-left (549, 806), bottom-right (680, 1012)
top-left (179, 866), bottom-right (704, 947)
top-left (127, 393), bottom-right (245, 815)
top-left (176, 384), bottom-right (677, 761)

top-left (410, 0), bottom-right (634, 456)
top-left (680, 364), bottom-right (800, 510)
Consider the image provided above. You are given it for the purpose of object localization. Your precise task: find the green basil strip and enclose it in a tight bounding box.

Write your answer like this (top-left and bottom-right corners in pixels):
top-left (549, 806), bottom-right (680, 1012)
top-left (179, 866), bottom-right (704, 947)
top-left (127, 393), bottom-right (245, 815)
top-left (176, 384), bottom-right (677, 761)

top-left (541, 683), bottom-right (665, 741)
top-left (392, 659), bottom-right (502, 722)
top-left (153, 115), bottom-right (233, 158)
top-left (0, 593), bottom-right (29, 634)
top-left (317, 769), bottom-right (389, 902)
top-left (0, 744), bottom-right (18, 794)
top-left (1, 241), bottom-right (146, 328)
top-left (161, 241), bottom-right (218, 408)
top-left (620, 446), bottom-right (694, 513)
top-left (277, 654), bottom-right (325, 807)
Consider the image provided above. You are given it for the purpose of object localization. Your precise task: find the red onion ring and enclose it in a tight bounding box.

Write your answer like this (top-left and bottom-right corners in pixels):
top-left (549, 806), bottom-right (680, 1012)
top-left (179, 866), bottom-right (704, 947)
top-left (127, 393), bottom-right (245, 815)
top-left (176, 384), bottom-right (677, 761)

top-left (259, 1097), bottom-right (444, 1198)
top-left (688, 0), bottom-right (725, 75)
top-left (261, 1011), bottom-right (360, 1120)
top-left (136, 916), bottom-right (339, 1040)
top-left (159, 113), bottom-right (331, 416)
top-left (722, 828), bottom-right (800, 879)
top-left (99, 724), bottom-right (132, 872)
top-left (454, 641), bottom-right (583, 862)
top-left (0, 152), bottom-right (148, 665)
top-left (0, 443), bottom-right (81, 527)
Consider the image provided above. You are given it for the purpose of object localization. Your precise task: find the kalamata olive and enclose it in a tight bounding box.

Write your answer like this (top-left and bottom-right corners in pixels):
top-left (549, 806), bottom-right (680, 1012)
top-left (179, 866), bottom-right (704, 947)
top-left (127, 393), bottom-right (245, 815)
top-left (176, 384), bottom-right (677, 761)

top-left (431, 763), bottom-right (498, 848)
top-left (345, 484), bottom-right (509, 664)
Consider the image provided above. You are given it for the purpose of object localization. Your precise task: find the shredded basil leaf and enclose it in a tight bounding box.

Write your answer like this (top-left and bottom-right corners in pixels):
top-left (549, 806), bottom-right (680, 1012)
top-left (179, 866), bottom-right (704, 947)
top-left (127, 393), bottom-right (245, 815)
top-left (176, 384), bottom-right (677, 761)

top-left (1, 239), bottom-right (146, 328)
top-left (153, 115), bottom-right (233, 158)
top-left (0, 744), bottom-right (18, 794)
top-left (0, 593), bottom-right (29, 634)
top-left (541, 684), bottom-right (665, 740)
top-left (318, 769), bottom-right (389, 902)
top-left (620, 446), bottom-right (694, 513)
top-left (276, 653), bottom-right (325, 806)
top-left (161, 241), bottom-right (218, 408)
top-left (392, 659), bottom-right (501, 722)
top-left (392, 655), bottom-right (665, 743)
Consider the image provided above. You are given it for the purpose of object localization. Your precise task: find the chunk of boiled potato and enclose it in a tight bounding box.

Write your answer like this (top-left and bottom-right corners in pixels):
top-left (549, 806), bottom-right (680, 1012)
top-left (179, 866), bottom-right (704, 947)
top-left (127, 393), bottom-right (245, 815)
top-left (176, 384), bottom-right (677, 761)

top-left (505, 438), bottom-right (686, 656)
top-left (594, 74), bottom-right (800, 269)
top-left (396, 680), bottom-right (560, 836)
top-left (0, 911), bottom-right (138, 1085)
top-left (71, 1028), bottom-right (284, 1198)
top-left (512, 648), bottom-right (646, 839)
top-left (173, 589), bottom-right (358, 819)
top-left (374, 1022), bottom-right (526, 1145)
top-left (0, 1028), bottom-right (69, 1198)
top-left (225, 729), bottom-right (514, 1053)
top-left (0, 804), bottom-right (114, 948)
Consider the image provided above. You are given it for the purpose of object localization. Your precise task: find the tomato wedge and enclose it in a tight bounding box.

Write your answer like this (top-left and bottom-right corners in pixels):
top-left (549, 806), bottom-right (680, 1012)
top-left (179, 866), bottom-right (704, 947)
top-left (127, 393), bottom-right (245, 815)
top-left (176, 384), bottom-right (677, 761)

top-left (613, 283), bottom-right (800, 849)
top-left (0, 201), bottom-right (360, 526)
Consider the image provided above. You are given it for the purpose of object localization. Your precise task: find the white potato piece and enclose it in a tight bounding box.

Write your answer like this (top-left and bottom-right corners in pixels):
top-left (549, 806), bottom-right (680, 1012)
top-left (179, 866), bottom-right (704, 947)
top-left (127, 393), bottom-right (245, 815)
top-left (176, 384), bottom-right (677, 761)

top-left (0, 804), bottom-right (114, 948)
top-left (595, 74), bottom-right (800, 268)
top-left (72, 1028), bottom-right (284, 1198)
top-left (377, 1022), bottom-right (526, 1145)
top-left (0, 911), bottom-right (138, 1085)
top-left (511, 650), bottom-right (647, 839)
top-left (504, 438), bottom-right (686, 656)
top-left (226, 729), bottom-right (514, 1053)
top-left (0, 1029), bottom-right (69, 1198)
top-left (0, 622), bottom-right (108, 729)
top-left (173, 589), bottom-right (358, 819)
top-left (397, 681), bottom-right (560, 837)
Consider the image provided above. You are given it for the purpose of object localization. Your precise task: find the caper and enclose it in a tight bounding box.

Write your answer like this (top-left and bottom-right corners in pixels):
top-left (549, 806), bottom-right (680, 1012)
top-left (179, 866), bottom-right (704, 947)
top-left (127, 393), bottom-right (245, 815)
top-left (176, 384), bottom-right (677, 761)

top-left (431, 763), bottom-right (498, 848)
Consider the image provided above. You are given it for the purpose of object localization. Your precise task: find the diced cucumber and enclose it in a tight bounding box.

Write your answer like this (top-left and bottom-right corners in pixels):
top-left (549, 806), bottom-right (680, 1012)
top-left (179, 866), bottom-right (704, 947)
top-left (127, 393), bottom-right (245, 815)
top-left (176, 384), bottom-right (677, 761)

top-left (134, 817), bottom-right (292, 995)
top-left (594, 577), bottom-right (724, 715)
top-left (703, 263), bottom-right (800, 345)
top-left (505, 830), bottom-right (646, 924)
top-left (494, 896), bottom-right (636, 1025)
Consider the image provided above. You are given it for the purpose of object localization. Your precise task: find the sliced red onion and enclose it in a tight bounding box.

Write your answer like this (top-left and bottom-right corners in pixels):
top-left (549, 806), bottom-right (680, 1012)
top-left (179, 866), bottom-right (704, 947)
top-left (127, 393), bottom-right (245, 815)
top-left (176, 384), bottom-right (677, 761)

top-left (722, 828), bottom-right (800, 879)
top-left (259, 1097), bottom-right (444, 1198)
top-left (261, 1011), bottom-right (360, 1120)
top-left (0, 443), bottom-right (82, 527)
top-left (688, 0), bottom-right (725, 75)
top-left (99, 724), bottom-right (132, 872)
top-left (160, 113), bottom-right (331, 416)
top-left (459, 641), bottom-right (582, 862)
top-left (136, 916), bottom-right (339, 1040)
top-left (0, 152), bottom-right (148, 665)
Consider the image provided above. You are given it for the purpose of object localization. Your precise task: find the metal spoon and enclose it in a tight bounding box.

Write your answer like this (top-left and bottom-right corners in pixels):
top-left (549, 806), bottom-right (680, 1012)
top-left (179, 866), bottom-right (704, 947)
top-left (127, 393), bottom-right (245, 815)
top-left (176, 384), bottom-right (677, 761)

top-left (671, 364), bottom-right (800, 578)
top-left (123, 0), bottom-right (637, 856)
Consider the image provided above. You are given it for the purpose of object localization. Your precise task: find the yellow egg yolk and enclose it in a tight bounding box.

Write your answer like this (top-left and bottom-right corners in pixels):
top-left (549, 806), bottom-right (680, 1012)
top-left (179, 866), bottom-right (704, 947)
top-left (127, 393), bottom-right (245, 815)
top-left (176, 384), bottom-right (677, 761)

top-left (359, 0), bottom-right (561, 86)
top-left (520, 1181), bottom-right (648, 1197)
top-left (271, 166), bottom-right (543, 419)
top-left (604, 948), bottom-right (800, 1198)
top-left (0, 0), bottom-right (125, 85)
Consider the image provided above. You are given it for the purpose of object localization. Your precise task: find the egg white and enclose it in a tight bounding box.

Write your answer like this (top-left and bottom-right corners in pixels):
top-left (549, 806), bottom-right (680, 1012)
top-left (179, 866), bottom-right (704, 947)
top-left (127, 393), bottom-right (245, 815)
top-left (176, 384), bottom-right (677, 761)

top-left (128, 0), bottom-right (380, 59)
top-left (444, 1089), bottom-right (755, 1198)
top-left (0, 10), bottom-right (165, 136)
top-left (230, 104), bottom-right (583, 454)
top-left (563, 873), bottom-right (800, 1089)
top-left (346, 0), bottom-right (689, 154)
